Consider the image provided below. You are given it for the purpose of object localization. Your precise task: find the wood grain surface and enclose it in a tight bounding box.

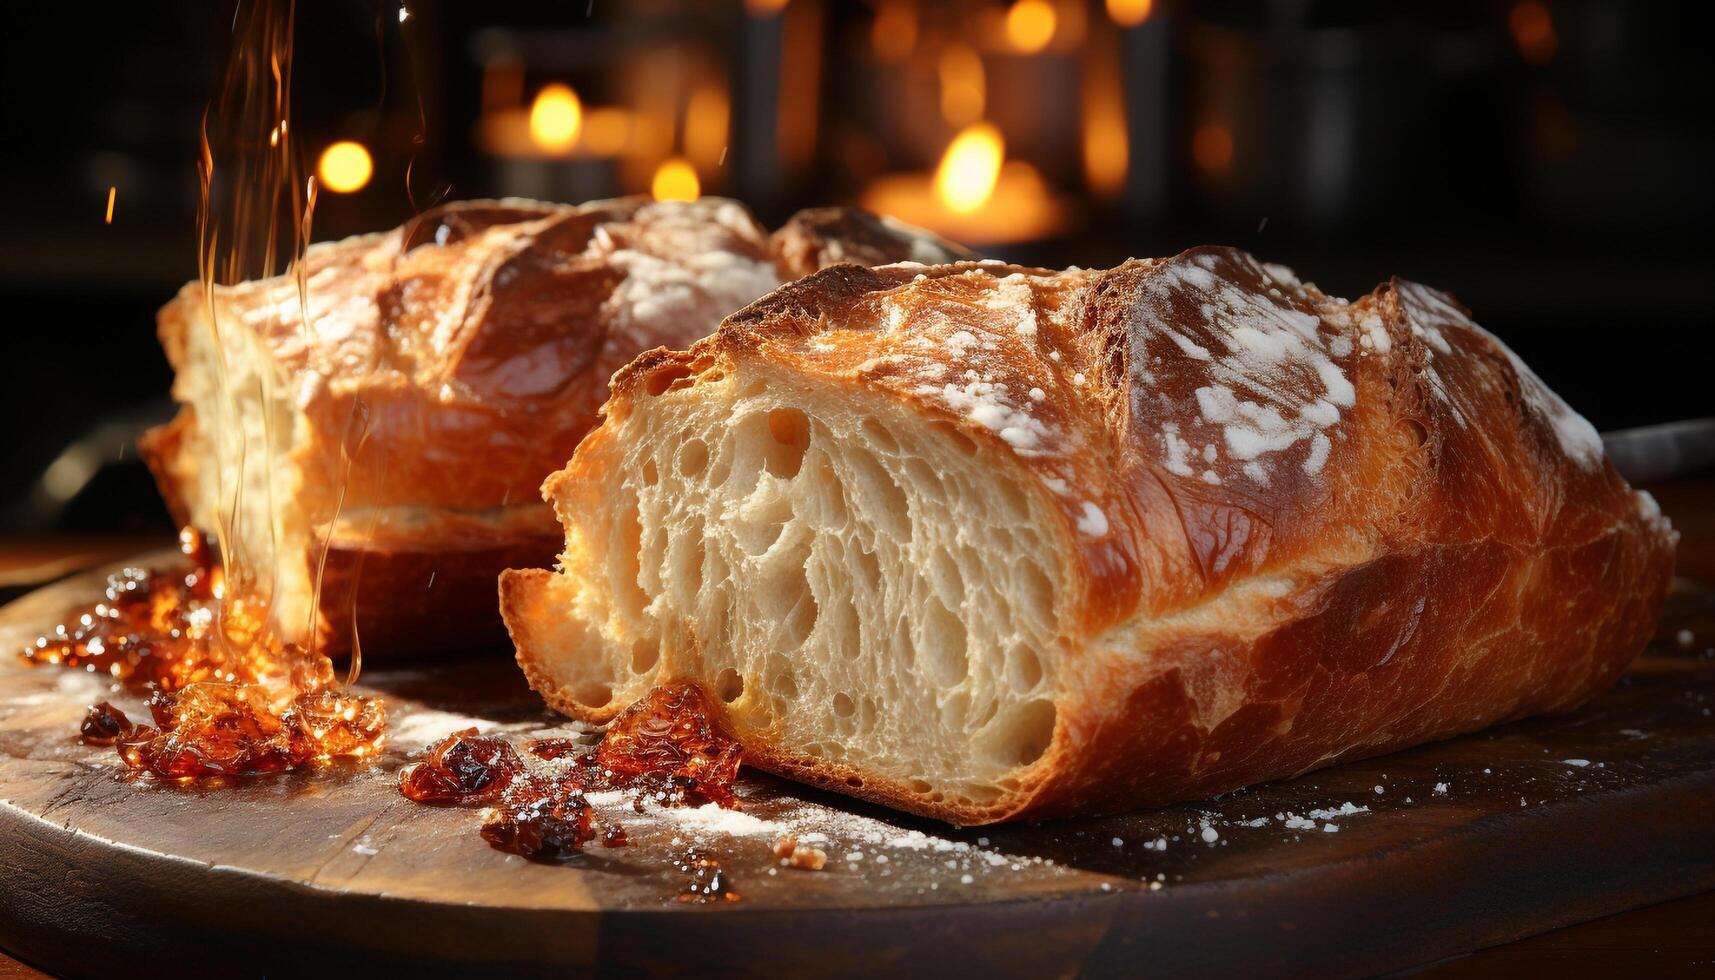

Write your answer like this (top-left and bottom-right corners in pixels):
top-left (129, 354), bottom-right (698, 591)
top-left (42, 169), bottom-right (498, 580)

top-left (0, 544), bottom-right (1711, 978)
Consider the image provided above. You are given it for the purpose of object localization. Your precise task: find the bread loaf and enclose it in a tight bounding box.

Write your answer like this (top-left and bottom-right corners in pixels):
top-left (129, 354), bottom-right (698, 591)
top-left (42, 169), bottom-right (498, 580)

top-left (500, 248), bottom-right (1676, 824)
top-left (141, 197), bottom-right (967, 654)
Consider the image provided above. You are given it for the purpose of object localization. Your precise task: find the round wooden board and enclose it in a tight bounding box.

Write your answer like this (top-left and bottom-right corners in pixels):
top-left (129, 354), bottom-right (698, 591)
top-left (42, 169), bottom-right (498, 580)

top-left (2, 555), bottom-right (1713, 978)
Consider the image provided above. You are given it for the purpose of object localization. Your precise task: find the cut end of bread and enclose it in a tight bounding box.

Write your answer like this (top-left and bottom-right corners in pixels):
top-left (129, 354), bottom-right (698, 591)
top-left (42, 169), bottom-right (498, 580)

top-left (503, 356), bottom-right (1071, 822)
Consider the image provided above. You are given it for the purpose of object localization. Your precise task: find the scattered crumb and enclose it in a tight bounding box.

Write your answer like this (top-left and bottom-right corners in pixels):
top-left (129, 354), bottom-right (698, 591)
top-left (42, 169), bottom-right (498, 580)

top-left (1677, 628), bottom-right (1695, 647)
top-left (772, 834), bottom-right (828, 871)
top-left (1434, 782), bottom-right (1449, 794)
top-left (1563, 759), bottom-right (1591, 768)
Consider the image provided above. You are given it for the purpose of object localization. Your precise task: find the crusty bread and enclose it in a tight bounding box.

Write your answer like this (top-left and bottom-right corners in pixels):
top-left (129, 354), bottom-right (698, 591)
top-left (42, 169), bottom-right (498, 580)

top-left (501, 248), bottom-right (1677, 825)
top-left (770, 207), bottom-right (976, 281)
top-left (141, 197), bottom-right (967, 655)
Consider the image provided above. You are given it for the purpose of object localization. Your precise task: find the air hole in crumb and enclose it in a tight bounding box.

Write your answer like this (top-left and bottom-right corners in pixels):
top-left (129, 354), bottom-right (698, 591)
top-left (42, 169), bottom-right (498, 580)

top-left (849, 451), bottom-right (911, 543)
top-left (773, 672), bottom-right (798, 698)
top-left (845, 776), bottom-right (863, 788)
top-left (931, 420), bottom-right (979, 456)
top-left (1007, 646), bottom-right (1044, 693)
top-left (971, 697), bottom-right (1000, 729)
top-left (861, 417), bottom-right (900, 453)
top-left (909, 780), bottom-right (933, 794)
top-left (833, 692), bottom-right (855, 718)
top-left (715, 667), bottom-right (744, 703)
top-left (679, 438), bottom-right (709, 477)
top-left (989, 699), bottom-right (1057, 767)
top-left (920, 599), bottom-right (970, 687)
top-left (641, 458), bottom-right (658, 486)
top-left (630, 637), bottom-right (659, 674)
top-left (765, 407), bottom-right (811, 479)
top-left (645, 364), bottom-right (693, 396)
top-left (613, 506), bottom-right (649, 619)
top-left (574, 681), bottom-right (613, 708)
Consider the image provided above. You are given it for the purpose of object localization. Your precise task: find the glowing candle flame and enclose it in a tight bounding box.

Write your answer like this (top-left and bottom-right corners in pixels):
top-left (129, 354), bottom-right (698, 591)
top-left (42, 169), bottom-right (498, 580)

top-left (529, 83), bottom-right (583, 152)
top-left (1105, 0), bottom-right (1152, 27)
top-left (652, 158), bottom-right (701, 201)
top-left (934, 123), bottom-right (1004, 215)
top-left (104, 186), bottom-right (116, 224)
top-left (317, 141), bottom-right (373, 194)
top-left (1004, 0), bottom-right (1057, 54)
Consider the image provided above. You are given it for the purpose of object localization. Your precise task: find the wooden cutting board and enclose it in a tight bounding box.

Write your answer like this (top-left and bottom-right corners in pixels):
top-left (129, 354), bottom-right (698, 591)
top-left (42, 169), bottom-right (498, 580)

top-left (1, 556), bottom-right (1711, 979)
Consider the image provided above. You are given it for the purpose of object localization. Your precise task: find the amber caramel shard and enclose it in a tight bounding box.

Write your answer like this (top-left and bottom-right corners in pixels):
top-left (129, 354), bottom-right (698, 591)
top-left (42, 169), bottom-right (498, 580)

top-left (595, 681), bottom-right (743, 808)
top-left (397, 682), bottom-right (744, 884)
top-left (398, 728), bottom-right (525, 804)
top-left (25, 529), bottom-right (387, 780)
top-left (79, 702), bottom-right (134, 745)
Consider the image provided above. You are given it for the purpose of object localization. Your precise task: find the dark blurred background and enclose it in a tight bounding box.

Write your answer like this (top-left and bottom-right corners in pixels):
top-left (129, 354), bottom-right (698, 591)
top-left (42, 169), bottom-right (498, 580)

top-left (2, 0), bottom-right (1710, 535)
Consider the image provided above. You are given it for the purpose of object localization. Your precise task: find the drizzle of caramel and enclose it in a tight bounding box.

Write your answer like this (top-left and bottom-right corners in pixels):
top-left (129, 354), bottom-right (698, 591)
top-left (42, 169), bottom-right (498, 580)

top-left (24, 529), bottom-right (386, 778)
top-left (397, 682), bottom-right (741, 885)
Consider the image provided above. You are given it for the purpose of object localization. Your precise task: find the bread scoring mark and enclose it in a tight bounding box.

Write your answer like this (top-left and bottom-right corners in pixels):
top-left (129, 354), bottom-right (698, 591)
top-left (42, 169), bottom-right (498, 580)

top-left (1393, 279), bottom-right (1604, 468)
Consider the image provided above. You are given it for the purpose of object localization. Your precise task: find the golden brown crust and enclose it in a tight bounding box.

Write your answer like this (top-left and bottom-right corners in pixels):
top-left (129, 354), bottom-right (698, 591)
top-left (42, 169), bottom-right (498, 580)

top-left (509, 247), bottom-right (1677, 824)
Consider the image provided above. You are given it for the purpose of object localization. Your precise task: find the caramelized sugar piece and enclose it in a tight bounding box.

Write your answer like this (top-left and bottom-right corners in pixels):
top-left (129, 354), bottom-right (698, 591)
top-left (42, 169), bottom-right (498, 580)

top-left (675, 846), bottom-right (738, 903)
top-left (80, 702), bottom-right (134, 745)
top-left (18, 528), bottom-right (254, 689)
top-left (22, 527), bottom-right (386, 780)
top-left (595, 681), bottom-right (743, 807)
top-left (122, 684), bottom-right (299, 777)
top-left (398, 728), bottom-right (525, 804)
top-left (399, 682), bottom-right (743, 888)
top-left (479, 774), bottom-right (595, 860)
top-left (289, 690), bottom-right (388, 760)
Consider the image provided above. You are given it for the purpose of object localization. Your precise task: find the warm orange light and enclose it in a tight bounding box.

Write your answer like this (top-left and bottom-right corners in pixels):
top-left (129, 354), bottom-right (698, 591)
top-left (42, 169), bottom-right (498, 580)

top-left (934, 123), bottom-right (1005, 215)
top-left (745, 0), bottom-right (790, 14)
top-left (652, 158), bottom-right (701, 201)
top-left (938, 45), bottom-right (986, 125)
top-left (872, 0), bottom-right (918, 60)
top-left (685, 83), bottom-right (730, 171)
top-left (529, 84), bottom-right (583, 152)
top-left (1105, 0), bottom-right (1152, 27)
top-left (104, 186), bottom-right (116, 224)
top-left (481, 56), bottom-right (524, 110)
top-left (317, 141), bottom-right (372, 194)
top-left (1509, 1), bottom-right (1557, 65)
top-left (1191, 123), bottom-right (1234, 173)
top-left (1083, 46), bottom-right (1128, 197)
top-left (1004, 0), bottom-right (1057, 54)
top-left (583, 107), bottom-right (632, 156)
